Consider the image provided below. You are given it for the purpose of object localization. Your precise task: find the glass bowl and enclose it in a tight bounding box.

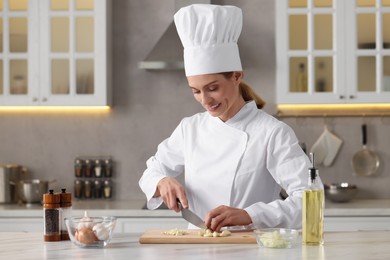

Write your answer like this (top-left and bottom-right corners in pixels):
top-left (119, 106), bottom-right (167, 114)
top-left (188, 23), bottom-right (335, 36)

top-left (65, 215), bottom-right (117, 248)
top-left (254, 228), bottom-right (299, 248)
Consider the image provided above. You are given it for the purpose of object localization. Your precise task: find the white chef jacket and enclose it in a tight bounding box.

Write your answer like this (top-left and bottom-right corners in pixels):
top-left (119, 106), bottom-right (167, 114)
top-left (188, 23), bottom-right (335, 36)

top-left (139, 101), bottom-right (315, 229)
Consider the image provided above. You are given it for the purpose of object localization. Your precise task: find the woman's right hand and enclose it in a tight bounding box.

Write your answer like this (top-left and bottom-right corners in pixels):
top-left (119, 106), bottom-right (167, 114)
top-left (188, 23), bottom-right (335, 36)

top-left (156, 177), bottom-right (188, 212)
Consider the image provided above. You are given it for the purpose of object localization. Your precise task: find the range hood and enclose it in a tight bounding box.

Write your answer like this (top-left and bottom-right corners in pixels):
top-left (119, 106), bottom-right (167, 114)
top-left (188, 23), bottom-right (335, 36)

top-left (138, 0), bottom-right (211, 70)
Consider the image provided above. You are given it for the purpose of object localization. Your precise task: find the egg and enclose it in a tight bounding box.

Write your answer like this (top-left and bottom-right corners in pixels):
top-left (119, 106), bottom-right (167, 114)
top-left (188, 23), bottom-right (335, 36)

top-left (77, 227), bottom-right (98, 244)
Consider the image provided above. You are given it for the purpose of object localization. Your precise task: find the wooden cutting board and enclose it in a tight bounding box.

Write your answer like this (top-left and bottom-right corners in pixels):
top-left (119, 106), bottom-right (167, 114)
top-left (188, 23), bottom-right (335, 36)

top-left (139, 229), bottom-right (257, 244)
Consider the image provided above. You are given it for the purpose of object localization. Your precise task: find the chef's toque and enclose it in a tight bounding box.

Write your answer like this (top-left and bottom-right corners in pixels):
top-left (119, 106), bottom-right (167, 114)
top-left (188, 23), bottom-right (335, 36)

top-left (174, 4), bottom-right (243, 76)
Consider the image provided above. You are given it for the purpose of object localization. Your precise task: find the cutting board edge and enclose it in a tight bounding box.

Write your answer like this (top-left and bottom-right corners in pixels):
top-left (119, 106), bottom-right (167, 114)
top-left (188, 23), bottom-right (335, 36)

top-left (139, 229), bottom-right (257, 244)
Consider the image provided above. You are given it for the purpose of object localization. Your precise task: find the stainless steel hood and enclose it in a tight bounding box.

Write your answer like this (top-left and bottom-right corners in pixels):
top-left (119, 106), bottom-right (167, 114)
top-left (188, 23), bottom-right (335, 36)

top-left (138, 0), bottom-right (211, 70)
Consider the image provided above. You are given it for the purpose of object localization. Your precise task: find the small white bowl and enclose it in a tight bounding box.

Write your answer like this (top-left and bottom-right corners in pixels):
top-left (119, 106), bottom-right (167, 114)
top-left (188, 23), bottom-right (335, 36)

top-left (254, 228), bottom-right (299, 248)
top-left (65, 216), bottom-right (116, 248)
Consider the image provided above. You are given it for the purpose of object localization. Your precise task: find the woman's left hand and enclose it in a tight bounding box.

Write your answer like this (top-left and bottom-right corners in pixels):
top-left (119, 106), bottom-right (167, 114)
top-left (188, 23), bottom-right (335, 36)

top-left (204, 205), bottom-right (252, 232)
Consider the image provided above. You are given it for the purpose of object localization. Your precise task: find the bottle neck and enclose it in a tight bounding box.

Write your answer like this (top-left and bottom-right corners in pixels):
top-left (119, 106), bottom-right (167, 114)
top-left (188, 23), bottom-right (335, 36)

top-left (308, 168), bottom-right (322, 190)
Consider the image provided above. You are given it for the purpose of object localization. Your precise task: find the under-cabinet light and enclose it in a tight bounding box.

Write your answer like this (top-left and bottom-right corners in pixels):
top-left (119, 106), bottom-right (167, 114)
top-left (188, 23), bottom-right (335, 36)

top-left (0, 106), bottom-right (111, 113)
top-left (277, 104), bottom-right (390, 117)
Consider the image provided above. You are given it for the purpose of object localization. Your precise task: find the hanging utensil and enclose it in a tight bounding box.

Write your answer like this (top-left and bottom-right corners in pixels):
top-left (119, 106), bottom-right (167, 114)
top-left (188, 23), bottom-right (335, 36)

top-left (351, 124), bottom-right (380, 176)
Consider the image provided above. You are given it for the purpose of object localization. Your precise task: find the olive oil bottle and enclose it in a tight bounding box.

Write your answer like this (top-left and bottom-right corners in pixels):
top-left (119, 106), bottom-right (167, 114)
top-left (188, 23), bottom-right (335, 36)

top-left (302, 153), bottom-right (324, 245)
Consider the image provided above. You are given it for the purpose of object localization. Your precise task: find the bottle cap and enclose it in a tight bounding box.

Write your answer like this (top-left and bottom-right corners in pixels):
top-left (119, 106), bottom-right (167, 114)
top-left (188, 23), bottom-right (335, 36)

top-left (308, 153), bottom-right (318, 181)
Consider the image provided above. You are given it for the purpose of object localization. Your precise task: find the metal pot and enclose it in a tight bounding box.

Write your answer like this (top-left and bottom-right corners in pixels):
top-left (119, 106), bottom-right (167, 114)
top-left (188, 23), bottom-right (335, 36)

top-left (0, 165), bottom-right (29, 204)
top-left (17, 179), bottom-right (54, 204)
top-left (324, 183), bottom-right (358, 203)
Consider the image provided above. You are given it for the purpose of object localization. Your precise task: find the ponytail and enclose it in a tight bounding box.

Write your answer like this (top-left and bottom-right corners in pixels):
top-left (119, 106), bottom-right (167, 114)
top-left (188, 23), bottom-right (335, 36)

top-left (239, 81), bottom-right (266, 109)
top-left (221, 72), bottom-right (266, 109)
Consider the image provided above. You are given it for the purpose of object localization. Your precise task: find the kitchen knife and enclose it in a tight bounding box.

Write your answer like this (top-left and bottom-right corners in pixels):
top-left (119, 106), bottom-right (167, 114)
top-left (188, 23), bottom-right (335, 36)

top-left (177, 201), bottom-right (207, 229)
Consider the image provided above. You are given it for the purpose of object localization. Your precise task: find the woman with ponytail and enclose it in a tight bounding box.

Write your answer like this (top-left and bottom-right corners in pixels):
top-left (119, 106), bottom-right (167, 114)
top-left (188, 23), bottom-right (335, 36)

top-left (140, 4), bottom-right (314, 232)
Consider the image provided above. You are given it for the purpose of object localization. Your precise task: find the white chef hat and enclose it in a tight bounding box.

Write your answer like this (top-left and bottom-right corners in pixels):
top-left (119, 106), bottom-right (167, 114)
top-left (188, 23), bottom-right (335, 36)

top-left (174, 4), bottom-right (243, 76)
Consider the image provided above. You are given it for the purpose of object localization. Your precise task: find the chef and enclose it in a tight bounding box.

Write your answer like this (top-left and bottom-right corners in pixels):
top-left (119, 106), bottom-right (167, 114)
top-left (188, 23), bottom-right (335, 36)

top-left (139, 4), bottom-right (314, 231)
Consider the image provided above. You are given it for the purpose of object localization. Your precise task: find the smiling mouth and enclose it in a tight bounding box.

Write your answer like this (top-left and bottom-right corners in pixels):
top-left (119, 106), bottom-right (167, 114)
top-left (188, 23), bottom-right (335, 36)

top-left (207, 103), bottom-right (221, 111)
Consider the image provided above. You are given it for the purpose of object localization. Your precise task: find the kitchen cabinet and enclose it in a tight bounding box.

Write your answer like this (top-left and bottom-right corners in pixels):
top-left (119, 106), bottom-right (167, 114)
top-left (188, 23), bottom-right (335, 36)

top-left (0, 0), bottom-right (111, 106)
top-left (276, 0), bottom-right (390, 105)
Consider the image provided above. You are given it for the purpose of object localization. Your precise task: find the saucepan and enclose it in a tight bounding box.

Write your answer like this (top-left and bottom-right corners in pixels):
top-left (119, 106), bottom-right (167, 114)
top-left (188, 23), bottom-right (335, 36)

top-left (351, 124), bottom-right (380, 176)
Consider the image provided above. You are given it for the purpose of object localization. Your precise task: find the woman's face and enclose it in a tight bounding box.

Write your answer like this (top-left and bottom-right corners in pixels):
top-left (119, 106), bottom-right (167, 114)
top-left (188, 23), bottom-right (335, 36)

top-left (187, 72), bottom-right (244, 122)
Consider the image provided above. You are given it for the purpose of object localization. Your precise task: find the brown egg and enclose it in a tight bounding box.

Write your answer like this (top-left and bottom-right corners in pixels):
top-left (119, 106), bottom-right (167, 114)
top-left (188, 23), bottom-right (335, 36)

top-left (77, 227), bottom-right (98, 244)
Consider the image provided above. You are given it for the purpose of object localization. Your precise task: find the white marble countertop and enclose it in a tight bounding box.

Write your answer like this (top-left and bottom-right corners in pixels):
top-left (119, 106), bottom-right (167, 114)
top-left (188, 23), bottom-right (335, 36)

top-left (1, 199), bottom-right (390, 218)
top-left (0, 231), bottom-right (389, 260)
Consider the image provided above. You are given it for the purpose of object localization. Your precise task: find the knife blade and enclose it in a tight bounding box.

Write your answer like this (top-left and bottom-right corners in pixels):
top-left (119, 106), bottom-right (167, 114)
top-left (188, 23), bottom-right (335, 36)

top-left (177, 201), bottom-right (207, 229)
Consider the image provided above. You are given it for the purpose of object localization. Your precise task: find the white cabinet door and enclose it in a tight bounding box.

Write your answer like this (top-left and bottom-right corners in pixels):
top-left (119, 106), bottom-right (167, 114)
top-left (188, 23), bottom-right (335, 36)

top-left (116, 218), bottom-right (188, 233)
top-left (276, 0), bottom-right (390, 106)
top-left (344, 0), bottom-right (390, 104)
top-left (0, 0), bottom-right (111, 107)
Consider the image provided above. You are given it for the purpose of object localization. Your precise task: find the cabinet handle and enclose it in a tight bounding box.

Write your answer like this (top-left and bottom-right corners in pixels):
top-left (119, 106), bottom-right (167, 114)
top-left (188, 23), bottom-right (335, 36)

top-left (349, 95), bottom-right (355, 99)
top-left (339, 95), bottom-right (345, 99)
top-left (42, 98), bottom-right (47, 102)
top-left (32, 97), bottom-right (38, 102)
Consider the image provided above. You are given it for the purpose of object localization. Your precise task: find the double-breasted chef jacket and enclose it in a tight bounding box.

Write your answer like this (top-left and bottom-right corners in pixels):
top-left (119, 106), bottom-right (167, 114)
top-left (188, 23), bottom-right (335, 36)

top-left (139, 101), bottom-right (315, 229)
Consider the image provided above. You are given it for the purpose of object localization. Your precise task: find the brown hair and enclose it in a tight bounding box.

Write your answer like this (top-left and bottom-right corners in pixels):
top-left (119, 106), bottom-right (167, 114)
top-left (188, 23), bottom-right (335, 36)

top-left (221, 72), bottom-right (266, 109)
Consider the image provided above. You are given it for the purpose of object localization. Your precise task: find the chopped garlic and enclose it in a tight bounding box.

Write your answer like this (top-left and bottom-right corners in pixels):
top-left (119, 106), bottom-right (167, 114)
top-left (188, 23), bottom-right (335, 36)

top-left (259, 231), bottom-right (289, 248)
top-left (162, 228), bottom-right (187, 236)
top-left (198, 229), bottom-right (231, 238)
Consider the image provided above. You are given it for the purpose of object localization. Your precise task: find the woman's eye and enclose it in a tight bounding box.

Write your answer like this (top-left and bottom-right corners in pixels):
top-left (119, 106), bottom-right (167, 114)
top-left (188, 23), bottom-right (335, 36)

top-left (208, 86), bottom-right (218, 91)
top-left (192, 90), bottom-right (200, 94)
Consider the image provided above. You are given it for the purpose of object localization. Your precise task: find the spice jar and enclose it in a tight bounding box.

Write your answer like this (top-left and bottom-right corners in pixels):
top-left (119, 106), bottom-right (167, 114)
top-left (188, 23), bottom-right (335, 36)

top-left (43, 190), bottom-right (61, 242)
top-left (59, 188), bottom-right (72, 240)
top-left (84, 159), bottom-right (93, 178)
top-left (94, 160), bottom-right (102, 178)
top-left (93, 180), bottom-right (103, 198)
top-left (84, 180), bottom-right (93, 199)
top-left (104, 159), bottom-right (113, 177)
top-left (74, 179), bottom-right (83, 199)
top-left (74, 159), bottom-right (84, 177)
top-left (103, 179), bottom-right (112, 199)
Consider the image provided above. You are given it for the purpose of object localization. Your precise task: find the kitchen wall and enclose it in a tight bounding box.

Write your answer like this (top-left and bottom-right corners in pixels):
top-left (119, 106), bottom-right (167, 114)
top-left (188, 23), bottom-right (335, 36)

top-left (0, 0), bottom-right (389, 201)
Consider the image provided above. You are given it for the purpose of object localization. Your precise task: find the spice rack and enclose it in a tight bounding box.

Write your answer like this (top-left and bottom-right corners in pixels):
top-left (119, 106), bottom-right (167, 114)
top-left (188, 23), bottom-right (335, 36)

top-left (73, 156), bottom-right (113, 200)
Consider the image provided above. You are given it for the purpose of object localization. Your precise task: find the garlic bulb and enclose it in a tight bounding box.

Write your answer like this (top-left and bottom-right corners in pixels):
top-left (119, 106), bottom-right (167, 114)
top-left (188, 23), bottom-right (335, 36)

top-left (77, 211), bottom-right (94, 229)
top-left (92, 223), bottom-right (110, 241)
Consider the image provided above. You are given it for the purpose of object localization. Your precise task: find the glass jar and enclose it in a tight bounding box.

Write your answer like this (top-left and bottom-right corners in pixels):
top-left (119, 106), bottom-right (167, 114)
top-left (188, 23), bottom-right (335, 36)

top-left (94, 160), bottom-right (102, 178)
top-left (103, 179), bottom-right (112, 199)
top-left (83, 180), bottom-right (93, 199)
top-left (104, 159), bottom-right (113, 177)
top-left (93, 180), bottom-right (103, 198)
top-left (74, 159), bottom-right (84, 178)
top-left (84, 160), bottom-right (93, 178)
top-left (74, 179), bottom-right (83, 199)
